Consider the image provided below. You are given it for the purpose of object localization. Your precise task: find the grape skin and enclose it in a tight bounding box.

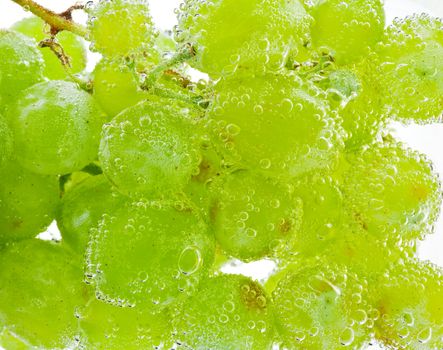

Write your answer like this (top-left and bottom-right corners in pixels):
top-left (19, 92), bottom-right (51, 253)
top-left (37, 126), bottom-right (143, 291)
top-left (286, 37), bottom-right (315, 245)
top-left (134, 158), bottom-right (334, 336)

top-left (0, 113), bottom-right (12, 167)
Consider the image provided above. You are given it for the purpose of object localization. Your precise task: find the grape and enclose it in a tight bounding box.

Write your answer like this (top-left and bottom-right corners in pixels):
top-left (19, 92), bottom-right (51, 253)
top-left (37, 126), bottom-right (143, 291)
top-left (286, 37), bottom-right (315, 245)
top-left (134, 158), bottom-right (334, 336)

top-left (308, 0), bottom-right (385, 64)
top-left (87, 0), bottom-right (156, 58)
top-left (99, 99), bottom-right (202, 197)
top-left (176, 0), bottom-right (312, 76)
top-left (174, 274), bottom-right (275, 349)
top-left (208, 74), bottom-right (344, 177)
top-left (86, 200), bottom-right (215, 308)
top-left (0, 30), bottom-right (44, 109)
top-left (92, 58), bottom-right (148, 117)
top-left (372, 259), bottom-right (443, 349)
top-left (57, 175), bottom-right (127, 254)
top-left (11, 16), bottom-right (87, 80)
top-left (210, 170), bottom-right (302, 261)
top-left (272, 261), bottom-right (371, 349)
top-left (0, 239), bottom-right (84, 348)
top-left (0, 161), bottom-right (59, 243)
top-left (6, 80), bottom-right (106, 175)
top-left (0, 113), bottom-right (12, 167)
top-left (342, 142), bottom-right (441, 242)
top-left (376, 14), bottom-right (443, 123)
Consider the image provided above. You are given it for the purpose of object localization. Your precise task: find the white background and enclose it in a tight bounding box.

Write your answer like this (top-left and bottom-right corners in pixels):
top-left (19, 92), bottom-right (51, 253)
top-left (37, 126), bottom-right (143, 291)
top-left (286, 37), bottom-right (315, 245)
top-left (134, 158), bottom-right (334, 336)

top-left (0, 0), bottom-right (442, 349)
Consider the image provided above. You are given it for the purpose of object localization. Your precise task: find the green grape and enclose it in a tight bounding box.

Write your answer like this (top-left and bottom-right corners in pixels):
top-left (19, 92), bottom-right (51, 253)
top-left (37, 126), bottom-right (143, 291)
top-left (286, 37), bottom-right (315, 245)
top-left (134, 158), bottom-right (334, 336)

top-left (174, 274), bottom-right (275, 349)
top-left (0, 239), bottom-right (84, 349)
top-left (99, 99), bottom-right (202, 197)
top-left (93, 58), bottom-right (148, 117)
top-left (210, 170), bottom-right (302, 261)
top-left (6, 80), bottom-right (106, 175)
top-left (0, 329), bottom-right (31, 349)
top-left (57, 175), bottom-right (127, 254)
top-left (86, 200), bottom-right (215, 308)
top-left (376, 14), bottom-right (443, 123)
top-left (87, 0), bottom-right (156, 57)
top-left (309, 0), bottom-right (385, 64)
top-left (372, 259), bottom-right (443, 349)
top-left (11, 16), bottom-right (87, 80)
top-left (177, 0), bottom-right (312, 76)
top-left (155, 31), bottom-right (177, 55)
top-left (208, 74), bottom-right (344, 177)
top-left (0, 161), bottom-right (59, 243)
top-left (0, 113), bottom-right (12, 167)
top-left (272, 261), bottom-right (371, 349)
top-left (0, 30), bottom-right (44, 109)
top-left (342, 142), bottom-right (441, 242)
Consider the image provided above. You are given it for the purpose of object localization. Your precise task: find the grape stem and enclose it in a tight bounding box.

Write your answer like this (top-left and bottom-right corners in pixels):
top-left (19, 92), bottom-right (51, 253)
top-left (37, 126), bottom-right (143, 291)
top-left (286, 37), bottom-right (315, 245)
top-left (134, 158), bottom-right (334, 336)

top-left (10, 0), bottom-right (88, 38)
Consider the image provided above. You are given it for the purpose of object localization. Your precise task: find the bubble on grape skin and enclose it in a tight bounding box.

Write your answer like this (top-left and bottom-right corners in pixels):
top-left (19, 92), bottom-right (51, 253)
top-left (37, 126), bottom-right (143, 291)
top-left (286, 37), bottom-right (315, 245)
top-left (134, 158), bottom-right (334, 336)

top-left (178, 246), bottom-right (202, 275)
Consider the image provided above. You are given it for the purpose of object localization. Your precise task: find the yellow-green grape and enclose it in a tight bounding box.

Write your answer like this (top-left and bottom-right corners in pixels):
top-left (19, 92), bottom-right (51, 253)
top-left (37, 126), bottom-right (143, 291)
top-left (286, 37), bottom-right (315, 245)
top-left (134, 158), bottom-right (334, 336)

top-left (86, 200), bottom-right (215, 308)
top-left (308, 0), bottom-right (385, 64)
top-left (0, 161), bottom-right (59, 243)
top-left (377, 14), bottom-right (443, 123)
top-left (57, 175), bottom-right (127, 254)
top-left (6, 80), bottom-right (106, 175)
top-left (0, 30), bottom-right (44, 109)
top-left (176, 0), bottom-right (312, 77)
top-left (272, 262), bottom-right (371, 349)
top-left (210, 170), bottom-right (302, 261)
top-left (0, 329), bottom-right (31, 349)
top-left (0, 114), bottom-right (12, 167)
top-left (208, 74), bottom-right (344, 178)
top-left (11, 17), bottom-right (87, 80)
top-left (174, 274), bottom-right (275, 349)
top-left (343, 142), bottom-right (441, 241)
top-left (372, 259), bottom-right (443, 349)
top-left (93, 58), bottom-right (148, 117)
top-left (77, 299), bottom-right (174, 349)
top-left (87, 0), bottom-right (156, 57)
top-left (99, 99), bottom-right (201, 197)
top-left (0, 239), bottom-right (84, 349)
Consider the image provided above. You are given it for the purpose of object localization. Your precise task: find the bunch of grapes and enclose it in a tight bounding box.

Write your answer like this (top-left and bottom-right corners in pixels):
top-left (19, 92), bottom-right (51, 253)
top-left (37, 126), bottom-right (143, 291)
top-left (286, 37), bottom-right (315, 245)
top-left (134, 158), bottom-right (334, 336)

top-left (0, 0), bottom-right (442, 349)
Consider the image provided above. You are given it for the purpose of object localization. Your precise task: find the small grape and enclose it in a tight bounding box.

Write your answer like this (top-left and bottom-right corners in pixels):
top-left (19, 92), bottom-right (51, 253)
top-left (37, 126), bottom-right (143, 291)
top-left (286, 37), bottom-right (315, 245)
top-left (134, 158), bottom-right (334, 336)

top-left (6, 80), bottom-right (106, 175)
top-left (99, 99), bottom-right (202, 197)
top-left (87, 0), bottom-right (156, 57)
top-left (309, 0), bottom-right (385, 64)
top-left (57, 175), bottom-right (127, 254)
top-left (210, 170), bottom-right (302, 261)
top-left (0, 161), bottom-right (59, 243)
top-left (174, 274), bottom-right (275, 349)
top-left (0, 113), bottom-right (13, 167)
top-left (86, 200), bottom-right (215, 308)
top-left (176, 0), bottom-right (312, 76)
top-left (11, 16), bottom-right (87, 80)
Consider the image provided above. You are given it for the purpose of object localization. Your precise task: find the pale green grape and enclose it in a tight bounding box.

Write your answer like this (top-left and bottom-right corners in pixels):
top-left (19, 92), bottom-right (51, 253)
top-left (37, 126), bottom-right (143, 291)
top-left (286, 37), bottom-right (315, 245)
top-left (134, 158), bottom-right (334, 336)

top-left (177, 0), bottom-right (312, 76)
top-left (208, 74), bottom-right (344, 177)
top-left (0, 30), bottom-right (44, 109)
top-left (210, 170), bottom-right (302, 261)
top-left (0, 161), bottom-right (59, 243)
top-left (309, 0), bottom-right (385, 64)
top-left (342, 142), bottom-right (441, 241)
top-left (0, 113), bottom-right (12, 167)
top-left (377, 14), bottom-right (443, 123)
top-left (86, 200), bottom-right (215, 308)
top-left (99, 99), bottom-right (202, 197)
top-left (57, 175), bottom-right (127, 254)
top-left (7, 80), bottom-right (106, 175)
top-left (0, 329), bottom-right (31, 349)
top-left (174, 274), bottom-right (275, 349)
top-left (372, 259), bottom-right (443, 349)
top-left (272, 261), bottom-right (371, 349)
top-left (87, 0), bottom-right (156, 57)
top-left (0, 239), bottom-right (84, 349)
top-left (11, 16), bottom-right (87, 80)
top-left (93, 58), bottom-right (148, 117)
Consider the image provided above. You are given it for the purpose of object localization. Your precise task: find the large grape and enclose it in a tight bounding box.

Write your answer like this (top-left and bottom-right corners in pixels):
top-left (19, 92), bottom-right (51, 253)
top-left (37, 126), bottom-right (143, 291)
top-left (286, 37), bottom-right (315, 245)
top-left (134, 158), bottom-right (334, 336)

top-left (174, 274), bottom-right (275, 349)
top-left (86, 200), bottom-right (215, 308)
top-left (0, 161), bottom-right (59, 243)
top-left (6, 80), bottom-right (106, 175)
top-left (0, 113), bottom-right (12, 167)
top-left (177, 0), bottom-right (312, 76)
top-left (210, 170), bottom-right (302, 261)
top-left (99, 99), bottom-right (202, 197)
top-left (12, 17), bottom-right (87, 80)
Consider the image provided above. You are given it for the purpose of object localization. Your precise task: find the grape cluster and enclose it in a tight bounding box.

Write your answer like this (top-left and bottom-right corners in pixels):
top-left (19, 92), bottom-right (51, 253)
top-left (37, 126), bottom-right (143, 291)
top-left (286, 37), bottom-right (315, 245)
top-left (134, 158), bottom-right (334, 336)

top-left (0, 0), bottom-right (442, 349)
